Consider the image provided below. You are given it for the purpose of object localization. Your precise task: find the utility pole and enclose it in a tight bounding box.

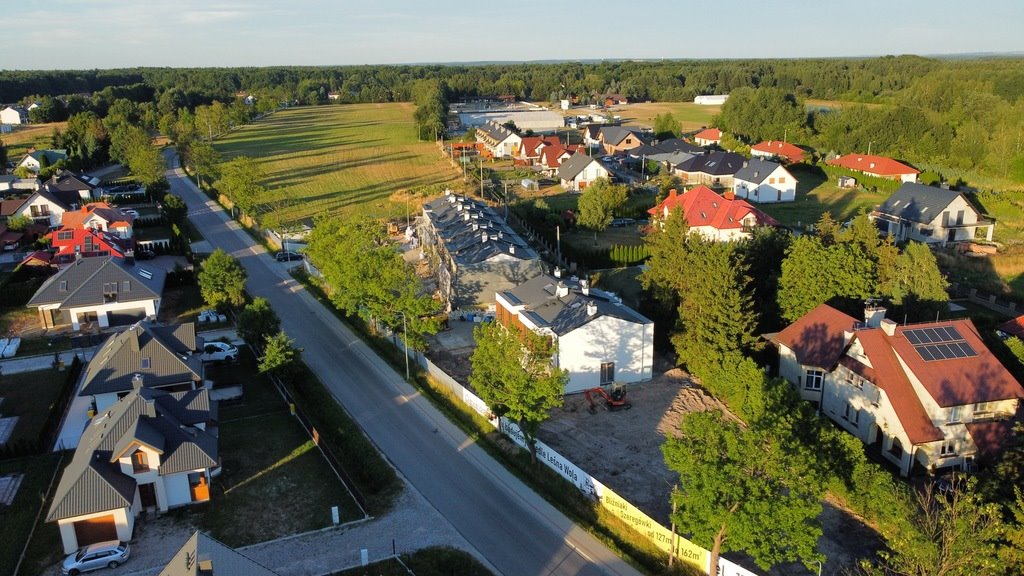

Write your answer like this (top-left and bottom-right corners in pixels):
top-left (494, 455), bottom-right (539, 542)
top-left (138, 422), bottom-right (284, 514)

top-left (402, 312), bottom-right (410, 381)
top-left (479, 157), bottom-right (484, 198)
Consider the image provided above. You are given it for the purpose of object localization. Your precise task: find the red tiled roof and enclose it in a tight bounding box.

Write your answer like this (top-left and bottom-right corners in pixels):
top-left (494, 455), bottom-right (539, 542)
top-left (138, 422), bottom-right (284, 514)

top-left (20, 250), bottom-right (53, 266)
top-left (60, 202), bottom-right (134, 230)
top-left (519, 136), bottom-right (560, 158)
top-left (647, 186), bottom-right (779, 230)
top-left (998, 315), bottom-right (1024, 339)
top-left (772, 304), bottom-right (857, 368)
top-left (965, 420), bottom-right (1018, 460)
top-left (0, 198), bottom-right (26, 217)
top-left (540, 145), bottom-right (572, 168)
top-left (694, 128), bottom-right (721, 142)
top-left (849, 330), bottom-right (945, 444)
top-left (751, 140), bottom-right (806, 163)
top-left (827, 154), bottom-right (919, 177)
top-left (890, 319), bottom-right (1024, 407)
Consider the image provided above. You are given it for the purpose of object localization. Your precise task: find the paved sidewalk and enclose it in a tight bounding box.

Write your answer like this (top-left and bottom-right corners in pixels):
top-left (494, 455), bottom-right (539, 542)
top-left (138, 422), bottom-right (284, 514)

top-left (0, 349), bottom-right (94, 376)
top-left (42, 481), bottom-right (480, 576)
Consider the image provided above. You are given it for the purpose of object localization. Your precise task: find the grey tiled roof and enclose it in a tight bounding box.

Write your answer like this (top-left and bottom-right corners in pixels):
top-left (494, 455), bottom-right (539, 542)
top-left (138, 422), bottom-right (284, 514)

top-left (423, 194), bottom-right (538, 264)
top-left (47, 387), bottom-right (217, 522)
top-left (734, 158), bottom-right (782, 185)
top-left (27, 256), bottom-right (165, 309)
top-left (80, 321), bottom-right (203, 397)
top-left (599, 125), bottom-right (643, 146)
top-left (159, 531), bottom-right (280, 576)
top-left (674, 151), bottom-right (746, 176)
top-left (558, 152), bottom-right (599, 181)
top-left (502, 274), bottom-right (652, 336)
top-left (875, 182), bottom-right (971, 224)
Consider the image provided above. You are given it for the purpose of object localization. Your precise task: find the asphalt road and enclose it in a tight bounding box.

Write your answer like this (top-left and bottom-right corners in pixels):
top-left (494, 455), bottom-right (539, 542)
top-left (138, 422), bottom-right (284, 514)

top-left (166, 152), bottom-right (642, 576)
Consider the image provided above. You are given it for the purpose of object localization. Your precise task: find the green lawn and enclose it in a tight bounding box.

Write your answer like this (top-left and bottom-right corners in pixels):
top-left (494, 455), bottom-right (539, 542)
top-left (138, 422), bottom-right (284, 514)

top-left (0, 369), bottom-right (68, 445)
top-left (209, 347), bottom-right (285, 422)
top-left (213, 104), bottom-right (461, 224)
top-left (756, 165), bottom-right (890, 229)
top-left (0, 453), bottom-right (64, 576)
top-left (614, 102), bottom-right (720, 132)
top-left (200, 411), bottom-right (361, 546)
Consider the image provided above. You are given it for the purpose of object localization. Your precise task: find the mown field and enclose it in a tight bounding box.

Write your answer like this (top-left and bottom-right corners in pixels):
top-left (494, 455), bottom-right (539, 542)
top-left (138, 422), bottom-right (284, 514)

top-left (1, 122), bottom-right (65, 158)
top-left (613, 102), bottom-right (719, 132)
top-left (213, 104), bottom-right (461, 223)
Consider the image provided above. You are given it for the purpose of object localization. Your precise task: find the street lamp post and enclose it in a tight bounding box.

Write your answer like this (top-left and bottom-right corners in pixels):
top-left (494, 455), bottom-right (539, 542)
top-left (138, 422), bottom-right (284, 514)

top-left (399, 312), bottom-right (410, 381)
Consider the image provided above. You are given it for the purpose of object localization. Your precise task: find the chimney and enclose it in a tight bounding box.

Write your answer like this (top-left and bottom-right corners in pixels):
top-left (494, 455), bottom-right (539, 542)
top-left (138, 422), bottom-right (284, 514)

top-left (132, 373), bottom-right (144, 391)
top-left (580, 279), bottom-right (589, 296)
top-left (864, 304), bottom-right (886, 328)
top-left (480, 231), bottom-right (488, 242)
top-left (753, 170), bottom-right (759, 178)
top-left (723, 190), bottom-right (735, 201)
top-left (880, 318), bottom-right (898, 336)
top-left (553, 267), bottom-right (561, 278)
top-left (556, 281), bottom-right (569, 298)
top-left (587, 302), bottom-right (598, 316)
top-left (668, 188), bottom-right (677, 199)
top-left (198, 554), bottom-right (213, 573)
top-left (508, 245), bottom-right (515, 254)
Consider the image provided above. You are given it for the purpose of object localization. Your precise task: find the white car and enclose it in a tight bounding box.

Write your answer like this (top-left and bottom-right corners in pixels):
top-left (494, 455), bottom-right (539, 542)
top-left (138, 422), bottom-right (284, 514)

top-left (200, 341), bottom-right (238, 363)
top-left (121, 208), bottom-right (140, 218)
top-left (62, 540), bottom-right (130, 575)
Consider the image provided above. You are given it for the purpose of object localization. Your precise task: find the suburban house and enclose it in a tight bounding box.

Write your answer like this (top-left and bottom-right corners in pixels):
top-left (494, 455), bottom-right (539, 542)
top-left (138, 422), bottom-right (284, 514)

top-left (770, 304), bottom-right (1024, 476)
top-left (750, 140), bottom-right (806, 164)
top-left (475, 121), bottom-right (522, 159)
top-left (582, 124), bottom-right (607, 149)
top-left (558, 152), bottom-right (612, 191)
top-left (47, 380), bottom-right (218, 554)
top-left (693, 128), bottom-right (721, 147)
top-left (0, 105), bottom-right (28, 125)
top-left (61, 202), bottom-right (136, 239)
top-left (733, 158), bottom-right (798, 203)
top-left (647, 186), bottom-right (779, 242)
top-left (43, 170), bottom-right (102, 200)
top-left (0, 223), bottom-right (24, 251)
top-left (50, 227), bottom-right (132, 265)
top-left (514, 135), bottom-right (560, 164)
top-left (828, 153), bottom-right (919, 182)
top-left (672, 151), bottom-right (746, 189)
top-left (18, 148), bottom-right (69, 173)
top-left (496, 271), bottom-right (654, 394)
top-left (871, 182), bottom-right (994, 244)
top-left (627, 138), bottom-right (702, 168)
top-left (420, 191), bottom-right (544, 311)
top-left (161, 532), bottom-right (280, 576)
top-left (26, 256), bottom-right (166, 331)
top-left (539, 145), bottom-right (575, 172)
top-left (79, 321), bottom-right (204, 413)
top-left (0, 174), bottom-right (39, 194)
top-left (998, 315), bottom-right (1024, 340)
top-left (6, 172), bottom-right (100, 228)
top-left (603, 93), bottom-right (629, 106)
top-left (598, 126), bottom-right (645, 154)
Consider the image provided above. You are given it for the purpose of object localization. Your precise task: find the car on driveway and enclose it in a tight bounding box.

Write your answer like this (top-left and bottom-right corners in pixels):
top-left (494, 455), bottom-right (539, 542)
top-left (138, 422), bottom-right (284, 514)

top-left (275, 251), bottom-right (303, 262)
top-left (200, 341), bottom-right (238, 363)
top-left (62, 540), bottom-right (130, 575)
top-left (121, 208), bottom-right (140, 218)
top-left (610, 217), bottom-right (636, 227)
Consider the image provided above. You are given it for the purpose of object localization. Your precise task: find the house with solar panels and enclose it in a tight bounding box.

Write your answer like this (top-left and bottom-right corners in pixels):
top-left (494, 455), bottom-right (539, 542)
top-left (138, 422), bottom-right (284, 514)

top-left (770, 303), bottom-right (1024, 476)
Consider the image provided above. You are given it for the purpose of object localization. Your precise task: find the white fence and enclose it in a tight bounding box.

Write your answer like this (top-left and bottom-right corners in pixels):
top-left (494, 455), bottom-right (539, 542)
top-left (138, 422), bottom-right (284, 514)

top-left (392, 334), bottom-right (760, 576)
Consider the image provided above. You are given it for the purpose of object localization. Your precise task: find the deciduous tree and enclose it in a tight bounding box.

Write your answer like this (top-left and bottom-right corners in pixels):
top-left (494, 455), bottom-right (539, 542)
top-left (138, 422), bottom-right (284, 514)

top-left (469, 321), bottom-right (567, 465)
top-left (237, 297), bottom-right (281, 348)
top-left (258, 331), bottom-right (301, 384)
top-left (198, 248), bottom-right (247, 308)
top-left (576, 178), bottom-right (627, 243)
top-left (215, 156), bottom-right (265, 216)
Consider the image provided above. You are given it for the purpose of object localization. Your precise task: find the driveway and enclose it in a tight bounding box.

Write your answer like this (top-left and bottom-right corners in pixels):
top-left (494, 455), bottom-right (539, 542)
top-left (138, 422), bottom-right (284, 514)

top-left (165, 151), bottom-right (640, 576)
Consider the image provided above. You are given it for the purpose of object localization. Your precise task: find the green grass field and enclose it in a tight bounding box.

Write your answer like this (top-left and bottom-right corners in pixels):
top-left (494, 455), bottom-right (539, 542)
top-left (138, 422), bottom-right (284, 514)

top-left (213, 104), bottom-right (461, 223)
top-left (756, 165), bottom-right (889, 229)
top-left (614, 102), bottom-right (719, 132)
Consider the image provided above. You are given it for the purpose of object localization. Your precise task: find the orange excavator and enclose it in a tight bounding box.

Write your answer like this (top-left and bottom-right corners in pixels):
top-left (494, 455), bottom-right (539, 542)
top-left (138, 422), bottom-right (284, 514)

top-left (584, 385), bottom-right (632, 414)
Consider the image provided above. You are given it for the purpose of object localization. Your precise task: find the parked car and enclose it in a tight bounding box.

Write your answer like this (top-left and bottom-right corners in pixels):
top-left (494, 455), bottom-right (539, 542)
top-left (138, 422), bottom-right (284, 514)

top-left (275, 251), bottom-right (303, 262)
top-left (62, 540), bottom-right (130, 575)
top-left (610, 217), bottom-right (636, 227)
top-left (121, 208), bottom-right (140, 218)
top-left (200, 341), bottom-right (238, 363)
top-left (197, 309), bottom-right (227, 323)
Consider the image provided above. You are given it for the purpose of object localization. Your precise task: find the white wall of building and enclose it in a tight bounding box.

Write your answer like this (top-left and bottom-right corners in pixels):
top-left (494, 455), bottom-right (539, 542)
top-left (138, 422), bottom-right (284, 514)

top-left (68, 298), bottom-right (159, 331)
top-left (556, 314), bottom-right (653, 393)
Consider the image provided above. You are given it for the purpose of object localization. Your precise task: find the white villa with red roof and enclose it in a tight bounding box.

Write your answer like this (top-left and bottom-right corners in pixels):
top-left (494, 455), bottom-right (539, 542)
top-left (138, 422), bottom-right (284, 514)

top-left (770, 303), bottom-right (1024, 476)
top-left (647, 186), bottom-right (778, 242)
top-left (827, 153), bottom-right (919, 183)
top-left (750, 140), bottom-right (806, 164)
top-left (693, 128), bottom-right (721, 147)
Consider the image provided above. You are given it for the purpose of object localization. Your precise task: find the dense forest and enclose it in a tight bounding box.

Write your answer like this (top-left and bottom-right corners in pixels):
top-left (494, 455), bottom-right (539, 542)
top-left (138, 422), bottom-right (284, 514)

top-left (4, 56), bottom-right (1024, 185)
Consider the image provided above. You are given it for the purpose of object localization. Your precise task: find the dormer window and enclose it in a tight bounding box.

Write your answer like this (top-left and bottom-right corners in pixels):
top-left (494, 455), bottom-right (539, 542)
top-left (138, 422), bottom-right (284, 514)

top-left (141, 357), bottom-right (151, 369)
top-left (131, 450), bottom-right (150, 473)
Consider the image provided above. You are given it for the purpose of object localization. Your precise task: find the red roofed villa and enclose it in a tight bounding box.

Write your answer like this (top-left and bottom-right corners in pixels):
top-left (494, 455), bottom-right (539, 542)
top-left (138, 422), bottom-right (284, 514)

top-left (770, 303), bottom-right (1024, 476)
top-left (750, 140), bottom-right (806, 164)
top-left (648, 186), bottom-right (778, 242)
top-left (827, 153), bottom-right (920, 183)
top-left (693, 128), bottom-right (721, 147)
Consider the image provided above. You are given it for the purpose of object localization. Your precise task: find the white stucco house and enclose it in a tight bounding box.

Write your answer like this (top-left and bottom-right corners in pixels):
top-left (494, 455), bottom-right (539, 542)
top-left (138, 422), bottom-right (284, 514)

top-left (47, 381), bottom-right (218, 554)
top-left (475, 121), bottom-right (522, 159)
top-left (647, 186), bottom-right (779, 242)
top-left (557, 152), bottom-right (611, 191)
top-left (0, 105), bottom-right (28, 125)
top-left (26, 256), bottom-right (166, 331)
top-left (871, 182), bottom-right (994, 245)
top-left (733, 158), bottom-right (797, 203)
top-left (496, 271), bottom-right (654, 394)
top-left (770, 303), bottom-right (1024, 476)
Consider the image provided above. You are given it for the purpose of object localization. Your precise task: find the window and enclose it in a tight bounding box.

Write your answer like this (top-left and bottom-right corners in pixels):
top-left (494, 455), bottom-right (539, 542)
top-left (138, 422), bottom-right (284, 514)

top-left (804, 369), bottom-right (824, 391)
top-left (769, 177), bottom-right (776, 184)
top-left (131, 450), bottom-right (149, 473)
top-left (974, 401), bottom-right (993, 415)
top-left (778, 177), bottom-right (786, 183)
top-left (600, 362), bottom-right (615, 384)
top-left (947, 405), bottom-right (962, 424)
top-left (940, 441), bottom-right (956, 457)
top-left (57, 230), bottom-right (74, 241)
top-left (58, 280), bottom-right (68, 292)
top-left (122, 280), bottom-right (131, 292)
top-left (141, 357), bottom-right (151, 369)
top-left (889, 438), bottom-right (904, 459)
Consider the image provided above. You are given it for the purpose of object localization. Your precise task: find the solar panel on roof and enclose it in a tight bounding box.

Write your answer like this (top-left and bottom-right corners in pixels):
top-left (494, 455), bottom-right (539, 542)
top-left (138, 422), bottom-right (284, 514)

top-left (945, 326), bottom-right (963, 341)
top-left (923, 328), bottom-right (943, 342)
top-left (905, 330), bottom-right (922, 345)
top-left (957, 342), bottom-right (978, 357)
top-left (916, 345), bottom-right (936, 361)
top-left (936, 343), bottom-right (956, 359)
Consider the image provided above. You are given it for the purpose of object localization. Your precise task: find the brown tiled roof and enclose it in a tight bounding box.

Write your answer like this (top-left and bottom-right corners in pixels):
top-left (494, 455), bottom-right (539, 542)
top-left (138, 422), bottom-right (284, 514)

top-left (965, 420), bottom-right (1018, 460)
top-left (772, 304), bottom-right (858, 368)
top-left (998, 315), bottom-right (1024, 339)
top-left (890, 319), bottom-right (1024, 407)
top-left (851, 330), bottom-right (945, 444)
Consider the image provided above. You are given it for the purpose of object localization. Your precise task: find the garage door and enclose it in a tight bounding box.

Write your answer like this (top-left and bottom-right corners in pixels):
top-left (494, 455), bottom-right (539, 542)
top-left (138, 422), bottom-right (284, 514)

top-left (73, 515), bottom-right (117, 546)
top-left (107, 308), bottom-right (148, 327)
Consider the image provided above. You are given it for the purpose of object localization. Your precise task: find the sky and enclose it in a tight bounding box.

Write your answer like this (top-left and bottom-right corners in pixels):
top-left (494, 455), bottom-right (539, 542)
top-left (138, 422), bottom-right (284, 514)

top-left (3, 0), bottom-right (1022, 70)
